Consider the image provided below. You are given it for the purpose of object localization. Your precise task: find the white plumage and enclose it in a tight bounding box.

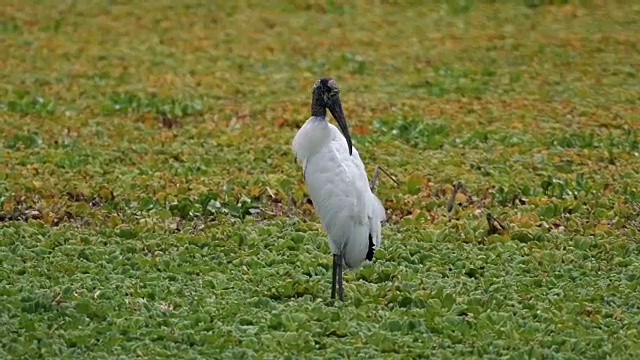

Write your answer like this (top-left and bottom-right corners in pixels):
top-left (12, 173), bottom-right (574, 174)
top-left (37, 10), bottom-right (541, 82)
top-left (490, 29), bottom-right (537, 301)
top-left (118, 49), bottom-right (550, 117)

top-left (292, 78), bottom-right (385, 302)
top-left (293, 119), bottom-right (385, 267)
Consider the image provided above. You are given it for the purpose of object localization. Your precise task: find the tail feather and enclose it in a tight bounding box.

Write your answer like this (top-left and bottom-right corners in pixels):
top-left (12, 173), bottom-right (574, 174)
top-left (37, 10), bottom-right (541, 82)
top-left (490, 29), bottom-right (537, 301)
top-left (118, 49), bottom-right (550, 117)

top-left (365, 233), bottom-right (375, 261)
top-left (367, 192), bottom-right (386, 257)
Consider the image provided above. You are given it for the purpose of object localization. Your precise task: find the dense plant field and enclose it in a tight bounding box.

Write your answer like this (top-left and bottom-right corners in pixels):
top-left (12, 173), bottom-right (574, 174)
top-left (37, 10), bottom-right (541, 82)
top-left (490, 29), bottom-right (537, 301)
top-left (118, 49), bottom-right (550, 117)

top-left (1, 0), bottom-right (639, 358)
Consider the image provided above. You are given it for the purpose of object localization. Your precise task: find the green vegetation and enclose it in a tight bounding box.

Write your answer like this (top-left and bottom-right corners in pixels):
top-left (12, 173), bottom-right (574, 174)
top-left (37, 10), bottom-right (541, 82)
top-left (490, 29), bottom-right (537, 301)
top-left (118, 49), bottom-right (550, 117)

top-left (1, 0), bottom-right (639, 358)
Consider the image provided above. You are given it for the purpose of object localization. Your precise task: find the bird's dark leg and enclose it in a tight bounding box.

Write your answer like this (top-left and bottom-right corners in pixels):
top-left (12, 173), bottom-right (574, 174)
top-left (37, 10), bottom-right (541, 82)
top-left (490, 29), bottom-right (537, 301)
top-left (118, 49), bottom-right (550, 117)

top-left (331, 254), bottom-right (339, 300)
top-left (337, 255), bottom-right (345, 302)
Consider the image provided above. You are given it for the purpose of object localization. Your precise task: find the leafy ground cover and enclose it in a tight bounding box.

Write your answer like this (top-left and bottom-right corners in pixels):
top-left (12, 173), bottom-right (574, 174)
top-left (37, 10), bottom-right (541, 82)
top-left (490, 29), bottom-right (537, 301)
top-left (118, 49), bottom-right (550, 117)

top-left (1, 0), bottom-right (640, 358)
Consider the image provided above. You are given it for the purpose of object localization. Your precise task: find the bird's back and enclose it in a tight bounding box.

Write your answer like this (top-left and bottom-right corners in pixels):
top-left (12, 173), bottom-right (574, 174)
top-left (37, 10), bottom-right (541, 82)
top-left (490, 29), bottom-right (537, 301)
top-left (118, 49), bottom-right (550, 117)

top-left (293, 120), bottom-right (385, 269)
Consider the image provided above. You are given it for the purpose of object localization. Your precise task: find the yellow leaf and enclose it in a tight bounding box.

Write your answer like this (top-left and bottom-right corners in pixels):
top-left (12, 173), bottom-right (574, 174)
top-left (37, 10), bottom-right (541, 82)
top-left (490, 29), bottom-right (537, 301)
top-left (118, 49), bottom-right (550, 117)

top-left (595, 222), bottom-right (610, 232)
top-left (2, 201), bottom-right (13, 211)
top-left (42, 211), bottom-right (53, 225)
top-left (442, 183), bottom-right (454, 195)
top-left (511, 213), bottom-right (539, 228)
top-left (99, 187), bottom-right (114, 201)
top-left (406, 172), bottom-right (425, 195)
top-left (109, 215), bottom-right (121, 227)
top-left (249, 187), bottom-right (263, 197)
top-left (529, 197), bottom-right (549, 206)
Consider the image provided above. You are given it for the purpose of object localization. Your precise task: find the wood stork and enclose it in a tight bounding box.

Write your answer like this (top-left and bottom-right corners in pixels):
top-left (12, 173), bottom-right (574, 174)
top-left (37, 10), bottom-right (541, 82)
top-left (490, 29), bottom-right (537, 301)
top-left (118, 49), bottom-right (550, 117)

top-left (292, 78), bottom-right (386, 302)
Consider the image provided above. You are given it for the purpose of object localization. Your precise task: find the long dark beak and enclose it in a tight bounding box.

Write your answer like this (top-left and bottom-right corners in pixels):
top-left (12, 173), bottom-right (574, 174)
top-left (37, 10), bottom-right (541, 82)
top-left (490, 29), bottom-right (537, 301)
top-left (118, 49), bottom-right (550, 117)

top-left (327, 97), bottom-right (353, 156)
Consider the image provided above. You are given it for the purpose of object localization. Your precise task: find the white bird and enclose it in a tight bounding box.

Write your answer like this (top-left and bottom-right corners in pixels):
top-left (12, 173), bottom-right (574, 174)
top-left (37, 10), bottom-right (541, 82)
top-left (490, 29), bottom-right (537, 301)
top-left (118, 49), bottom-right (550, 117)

top-left (292, 77), bottom-right (386, 302)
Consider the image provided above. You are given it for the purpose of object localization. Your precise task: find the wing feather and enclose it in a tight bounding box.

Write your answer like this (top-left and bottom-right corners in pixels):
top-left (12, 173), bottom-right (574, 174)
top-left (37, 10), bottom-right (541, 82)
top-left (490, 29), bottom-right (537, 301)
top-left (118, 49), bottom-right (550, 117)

top-left (296, 122), bottom-right (386, 268)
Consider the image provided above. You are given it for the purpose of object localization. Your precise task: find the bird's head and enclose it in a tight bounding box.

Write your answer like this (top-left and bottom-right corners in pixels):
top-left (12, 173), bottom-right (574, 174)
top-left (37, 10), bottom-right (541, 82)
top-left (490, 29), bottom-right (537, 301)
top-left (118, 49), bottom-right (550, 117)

top-left (312, 77), bottom-right (353, 156)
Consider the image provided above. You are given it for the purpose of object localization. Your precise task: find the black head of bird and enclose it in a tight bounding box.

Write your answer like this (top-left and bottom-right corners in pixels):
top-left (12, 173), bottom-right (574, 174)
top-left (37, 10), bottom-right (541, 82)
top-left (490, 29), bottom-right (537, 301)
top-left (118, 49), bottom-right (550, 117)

top-left (311, 77), bottom-right (353, 156)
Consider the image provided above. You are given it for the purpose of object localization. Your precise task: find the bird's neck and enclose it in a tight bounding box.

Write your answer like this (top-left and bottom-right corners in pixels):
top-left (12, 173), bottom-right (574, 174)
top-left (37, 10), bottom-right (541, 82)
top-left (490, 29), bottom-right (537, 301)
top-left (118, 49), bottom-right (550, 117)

top-left (291, 116), bottom-right (332, 162)
top-left (311, 97), bottom-right (327, 118)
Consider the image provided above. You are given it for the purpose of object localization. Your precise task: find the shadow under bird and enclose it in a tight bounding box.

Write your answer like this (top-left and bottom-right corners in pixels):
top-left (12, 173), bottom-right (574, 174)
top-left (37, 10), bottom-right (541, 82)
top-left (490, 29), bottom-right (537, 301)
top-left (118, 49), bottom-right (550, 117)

top-left (292, 78), bottom-right (386, 302)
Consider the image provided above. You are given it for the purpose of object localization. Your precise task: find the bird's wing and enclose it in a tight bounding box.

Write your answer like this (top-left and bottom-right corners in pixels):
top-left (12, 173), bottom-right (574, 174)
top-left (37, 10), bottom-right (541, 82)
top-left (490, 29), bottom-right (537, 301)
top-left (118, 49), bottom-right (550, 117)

top-left (302, 126), bottom-right (369, 248)
top-left (332, 124), bottom-right (386, 259)
top-left (344, 133), bottom-right (386, 252)
top-left (329, 123), bottom-right (386, 239)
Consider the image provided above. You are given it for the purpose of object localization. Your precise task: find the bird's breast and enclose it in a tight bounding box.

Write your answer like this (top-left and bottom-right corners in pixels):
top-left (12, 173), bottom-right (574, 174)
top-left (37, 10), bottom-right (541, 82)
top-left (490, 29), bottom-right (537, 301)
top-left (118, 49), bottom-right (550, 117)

top-left (304, 144), bottom-right (370, 234)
